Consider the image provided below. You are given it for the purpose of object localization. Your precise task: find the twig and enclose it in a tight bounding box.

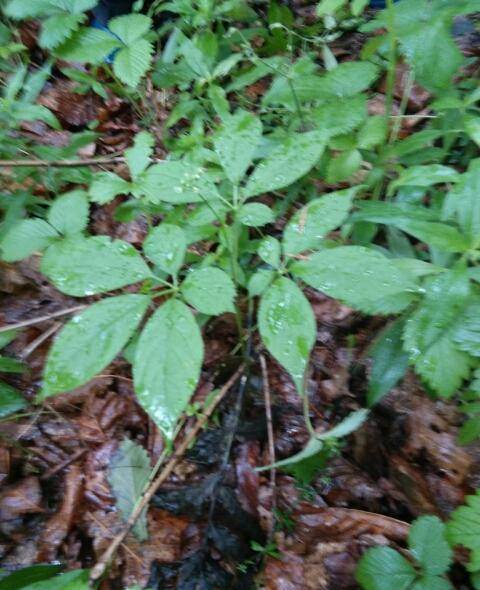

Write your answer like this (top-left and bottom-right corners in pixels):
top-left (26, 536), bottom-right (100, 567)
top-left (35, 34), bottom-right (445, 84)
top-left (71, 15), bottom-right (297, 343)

top-left (20, 322), bottom-right (61, 359)
top-left (40, 448), bottom-right (87, 480)
top-left (0, 305), bottom-right (86, 333)
top-left (259, 354), bottom-right (276, 540)
top-left (88, 364), bottom-right (245, 588)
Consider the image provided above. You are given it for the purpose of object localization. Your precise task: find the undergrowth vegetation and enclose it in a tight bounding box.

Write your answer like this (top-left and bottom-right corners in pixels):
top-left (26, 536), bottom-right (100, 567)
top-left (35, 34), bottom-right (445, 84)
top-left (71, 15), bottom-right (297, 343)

top-left (1, 0), bottom-right (480, 588)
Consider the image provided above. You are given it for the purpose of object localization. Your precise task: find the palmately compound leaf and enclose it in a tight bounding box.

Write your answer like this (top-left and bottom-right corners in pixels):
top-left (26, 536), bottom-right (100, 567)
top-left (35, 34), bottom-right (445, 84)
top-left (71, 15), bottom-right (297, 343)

top-left (47, 190), bottom-right (89, 235)
top-left (108, 438), bottom-right (151, 541)
top-left (55, 27), bottom-right (121, 64)
top-left (138, 161), bottom-right (220, 204)
top-left (291, 246), bottom-right (419, 315)
top-left (40, 13), bottom-right (85, 49)
top-left (356, 546), bottom-right (417, 590)
top-left (125, 131), bottom-right (154, 179)
top-left (213, 109), bottom-right (262, 184)
top-left (447, 489), bottom-right (480, 572)
top-left (143, 223), bottom-right (186, 276)
top-left (0, 219), bottom-right (59, 262)
top-left (41, 236), bottom-right (151, 297)
top-left (108, 14), bottom-right (152, 45)
top-left (283, 188), bottom-right (356, 256)
top-left (133, 299), bottom-right (204, 441)
top-left (41, 294), bottom-right (149, 399)
top-left (89, 171), bottom-right (131, 205)
top-left (403, 268), bottom-right (472, 397)
top-left (181, 267), bottom-right (236, 315)
top-left (408, 516), bottom-right (452, 576)
top-left (243, 130), bottom-right (327, 198)
top-left (258, 277), bottom-right (316, 393)
top-left (113, 39), bottom-right (154, 88)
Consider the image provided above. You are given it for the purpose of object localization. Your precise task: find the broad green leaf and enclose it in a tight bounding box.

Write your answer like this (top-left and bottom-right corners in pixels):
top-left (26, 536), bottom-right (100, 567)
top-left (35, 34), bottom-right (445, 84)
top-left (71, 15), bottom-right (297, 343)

top-left (356, 547), bottom-right (416, 590)
top-left (357, 115), bottom-right (387, 149)
top-left (326, 149), bottom-right (362, 183)
top-left (390, 165), bottom-right (459, 193)
top-left (0, 564), bottom-right (62, 590)
top-left (143, 223), bottom-right (186, 276)
top-left (465, 116), bottom-right (480, 147)
top-left (41, 236), bottom-right (151, 297)
top-left (56, 27), bottom-right (121, 64)
top-left (133, 299), bottom-right (204, 440)
top-left (447, 489), bottom-right (480, 572)
top-left (453, 301), bottom-right (480, 357)
top-left (318, 408), bottom-right (369, 440)
top-left (258, 236), bottom-right (281, 268)
top-left (403, 268), bottom-right (472, 397)
top-left (0, 356), bottom-right (24, 373)
top-left (351, 0), bottom-right (369, 16)
top-left (394, 220), bottom-right (469, 253)
top-left (248, 269), bottom-right (275, 297)
top-left (317, 0), bottom-right (347, 15)
top-left (443, 168), bottom-right (480, 243)
top-left (238, 203), bottom-right (275, 227)
top-left (312, 95), bottom-right (367, 137)
top-left (108, 438), bottom-right (151, 541)
top-left (19, 570), bottom-right (89, 590)
top-left (4, 0), bottom-right (53, 18)
top-left (0, 381), bottom-right (27, 418)
top-left (1, 219), bottom-right (59, 262)
top-left (258, 277), bottom-right (316, 393)
top-left (283, 188), bottom-right (355, 255)
top-left (291, 246), bottom-right (419, 315)
top-left (138, 161), bottom-right (220, 204)
top-left (408, 516), bottom-right (452, 576)
top-left (89, 172), bottom-right (131, 205)
top-left (113, 39), bottom-right (153, 88)
top-left (108, 14), bottom-right (152, 45)
top-left (41, 295), bottom-right (149, 398)
top-left (40, 13), bottom-right (84, 49)
top-left (367, 320), bottom-right (409, 406)
top-left (243, 131), bottom-right (327, 198)
top-left (48, 190), bottom-right (88, 235)
top-left (125, 131), bottom-right (154, 179)
top-left (411, 577), bottom-right (453, 590)
top-left (0, 329), bottom-right (19, 350)
top-left (214, 110), bottom-right (262, 184)
top-left (181, 267), bottom-right (236, 315)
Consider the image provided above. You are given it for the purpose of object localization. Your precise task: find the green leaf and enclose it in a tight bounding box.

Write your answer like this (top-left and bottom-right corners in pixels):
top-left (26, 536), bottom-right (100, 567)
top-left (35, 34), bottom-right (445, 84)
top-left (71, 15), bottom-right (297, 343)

top-left (243, 131), bottom-right (327, 198)
top-left (312, 95), bottom-right (367, 137)
top-left (0, 329), bottom-right (19, 350)
top-left (138, 161), bottom-right (220, 204)
top-left (357, 115), bottom-right (387, 149)
top-left (133, 299), bottom-right (204, 440)
top-left (443, 168), bottom-right (480, 243)
top-left (40, 13), bottom-right (84, 49)
top-left (214, 110), bottom-right (262, 184)
top-left (453, 301), bottom-right (480, 357)
top-left (0, 219), bottom-right (59, 262)
top-left (19, 570), bottom-right (89, 590)
top-left (403, 268), bottom-right (472, 397)
top-left (248, 269), bottom-right (275, 297)
top-left (41, 236), bottom-right (151, 297)
top-left (89, 172), bottom-right (131, 205)
top-left (367, 319), bottom-right (409, 406)
top-left (458, 417), bottom-right (480, 446)
top-left (411, 577), bottom-right (453, 590)
top-left (181, 267), bottom-right (236, 315)
top-left (125, 131), bottom-right (154, 179)
top-left (143, 223), bottom-right (186, 276)
top-left (283, 188), bottom-right (355, 255)
top-left (326, 149), bottom-right (362, 183)
top-left (317, 0), bottom-right (347, 15)
top-left (48, 190), bottom-right (89, 235)
top-left (108, 438), bottom-right (151, 541)
top-left (180, 36), bottom-right (211, 78)
top-left (113, 39), bottom-right (154, 88)
top-left (0, 381), bottom-right (27, 418)
top-left (56, 27), bottom-right (121, 64)
top-left (0, 356), bottom-right (25, 373)
top-left (447, 489), bottom-right (480, 572)
top-left (258, 277), bottom-right (316, 393)
top-left (465, 116), bottom-right (480, 147)
top-left (4, 0), bottom-right (53, 18)
top-left (291, 246), bottom-right (419, 315)
top-left (238, 203), bottom-right (274, 227)
top-left (41, 295), bottom-right (149, 399)
top-left (108, 14), bottom-right (152, 45)
top-left (258, 236), bottom-right (281, 268)
top-left (356, 547), bottom-right (416, 590)
top-left (0, 564), bottom-right (62, 590)
top-left (409, 516), bottom-right (452, 576)
top-left (390, 165), bottom-right (459, 193)
top-left (395, 220), bottom-right (469, 253)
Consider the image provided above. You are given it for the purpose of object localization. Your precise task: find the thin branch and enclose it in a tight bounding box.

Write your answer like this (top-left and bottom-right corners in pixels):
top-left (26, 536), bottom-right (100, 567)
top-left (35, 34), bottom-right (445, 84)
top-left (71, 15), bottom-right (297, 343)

top-left (20, 322), bottom-right (61, 359)
top-left (0, 305), bottom-right (87, 333)
top-left (88, 364), bottom-right (245, 588)
top-left (259, 354), bottom-right (276, 541)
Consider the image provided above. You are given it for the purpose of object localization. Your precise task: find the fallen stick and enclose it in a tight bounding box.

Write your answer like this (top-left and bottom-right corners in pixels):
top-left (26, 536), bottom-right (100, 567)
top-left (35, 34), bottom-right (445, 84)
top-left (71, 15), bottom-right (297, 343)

top-left (88, 364), bottom-right (245, 588)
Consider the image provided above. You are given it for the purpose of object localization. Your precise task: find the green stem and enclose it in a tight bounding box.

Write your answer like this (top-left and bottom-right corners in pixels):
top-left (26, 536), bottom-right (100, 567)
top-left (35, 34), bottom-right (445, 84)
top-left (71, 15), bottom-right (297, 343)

top-left (385, 0), bottom-right (398, 126)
